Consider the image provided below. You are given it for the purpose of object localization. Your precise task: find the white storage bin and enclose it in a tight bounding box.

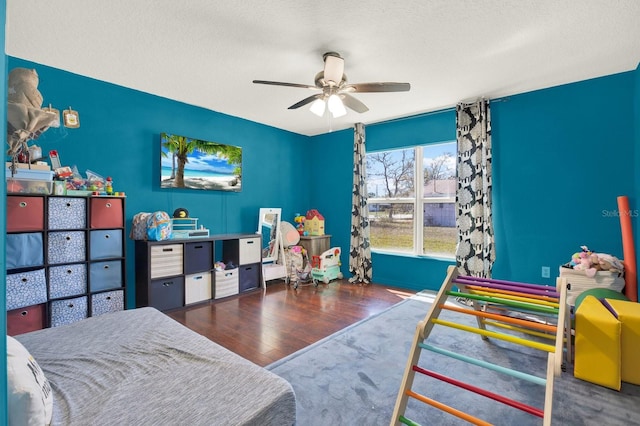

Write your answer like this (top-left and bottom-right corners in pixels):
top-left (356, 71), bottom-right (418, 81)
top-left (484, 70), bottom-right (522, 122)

top-left (239, 237), bottom-right (261, 265)
top-left (559, 266), bottom-right (625, 306)
top-left (185, 272), bottom-right (212, 304)
top-left (215, 269), bottom-right (239, 299)
top-left (150, 244), bottom-right (183, 278)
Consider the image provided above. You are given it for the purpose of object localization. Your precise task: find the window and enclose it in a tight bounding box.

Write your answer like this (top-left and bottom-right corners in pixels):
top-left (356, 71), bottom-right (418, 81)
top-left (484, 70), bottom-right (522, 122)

top-left (366, 141), bottom-right (457, 258)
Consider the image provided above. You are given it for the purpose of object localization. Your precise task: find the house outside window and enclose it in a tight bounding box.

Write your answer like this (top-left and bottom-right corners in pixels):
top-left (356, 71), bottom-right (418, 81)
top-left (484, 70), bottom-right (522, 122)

top-left (366, 141), bottom-right (456, 258)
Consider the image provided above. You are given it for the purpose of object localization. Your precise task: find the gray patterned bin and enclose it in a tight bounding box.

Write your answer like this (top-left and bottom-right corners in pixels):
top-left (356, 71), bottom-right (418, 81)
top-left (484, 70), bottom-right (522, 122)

top-left (50, 296), bottom-right (88, 327)
top-left (48, 264), bottom-right (87, 299)
top-left (47, 231), bottom-right (86, 264)
top-left (6, 268), bottom-right (47, 311)
top-left (91, 290), bottom-right (124, 316)
top-left (48, 197), bottom-right (87, 229)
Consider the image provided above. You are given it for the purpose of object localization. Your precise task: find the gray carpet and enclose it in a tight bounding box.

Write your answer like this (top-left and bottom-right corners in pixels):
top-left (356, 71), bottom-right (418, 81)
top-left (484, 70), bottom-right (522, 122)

top-left (266, 293), bottom-right (640, 426)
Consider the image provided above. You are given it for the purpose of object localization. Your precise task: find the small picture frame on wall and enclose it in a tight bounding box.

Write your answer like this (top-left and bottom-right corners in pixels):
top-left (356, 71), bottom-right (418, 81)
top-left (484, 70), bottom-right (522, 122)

top-left (63, 107), bottom-right (80, 128)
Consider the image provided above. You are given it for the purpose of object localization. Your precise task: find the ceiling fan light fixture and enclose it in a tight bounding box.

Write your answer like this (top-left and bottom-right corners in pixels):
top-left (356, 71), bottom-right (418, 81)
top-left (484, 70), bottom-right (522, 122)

top-left (327, 94), bottom-right (346, 118)
top-left (310, 98), bottom-right (326, 117)
top-left (323, 53), bottom-right (344, 86)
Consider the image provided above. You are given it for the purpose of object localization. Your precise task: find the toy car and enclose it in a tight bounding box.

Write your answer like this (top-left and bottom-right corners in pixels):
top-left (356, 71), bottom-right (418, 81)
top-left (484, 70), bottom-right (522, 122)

top-left (311, 247), bottom-right (343, 285)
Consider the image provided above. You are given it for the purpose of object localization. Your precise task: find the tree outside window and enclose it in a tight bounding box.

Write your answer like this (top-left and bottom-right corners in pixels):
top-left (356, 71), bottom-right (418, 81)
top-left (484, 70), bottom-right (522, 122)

top-left (366, 141), bottom-right (456, 257)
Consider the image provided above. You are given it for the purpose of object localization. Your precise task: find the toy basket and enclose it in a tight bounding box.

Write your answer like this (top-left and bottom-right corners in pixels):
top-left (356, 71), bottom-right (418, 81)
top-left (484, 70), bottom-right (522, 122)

top-left (559, 265), bottom-right (625, 306)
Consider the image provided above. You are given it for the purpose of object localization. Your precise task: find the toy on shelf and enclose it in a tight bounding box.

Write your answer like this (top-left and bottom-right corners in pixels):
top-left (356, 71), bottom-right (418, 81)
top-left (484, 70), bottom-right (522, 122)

top-left (293, 213), bottom-right (307, 235)
top-left (105, 177), bottom-right (114, 195)
top-left (304, 209), bottom-right (325, 236)
top-left (310, 247), bottom-right (343, 284)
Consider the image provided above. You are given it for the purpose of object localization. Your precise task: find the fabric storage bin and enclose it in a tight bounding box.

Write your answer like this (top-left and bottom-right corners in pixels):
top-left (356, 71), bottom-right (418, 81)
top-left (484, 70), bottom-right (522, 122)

top-left (149, 276), bottom-right (184, 311)
top-left (239, 264), bottom-right (260, 292)
top-left (215, 268), bottom-right (239, 299)
top-left (90, 229), bottom-right (123, 260)
top-left (7, 303), bottom-right (46, 336)
top-left (6, 268), bottom-right (47, 311)
top-left (7, 195), bottom-right (44, 232)
top-left (238, 237), bottom-right (261, 264)
top-left (185, 272), bottom-right (212, 304)
top-left (48, 264), bottom-right (87, 299)
top-left (6, 232), bottom-right (44, 269)
top-left (184, 241), bottom-right (213, 274)
top-left (50, 296), bottom-right (88, 327)
top-left (91, 289), bottom-right (124, 317)
top-left (150, 244), bottom-right (183, 278)
top-left (89, 260), bottom-right (123, 292)
top-left (559, 266), bottom-right (625, 306)
top-left (89, 197), bottom-right (124, 229)
top-left (48, 231), bottom-right (86, 264)
top-left (48, 197), bottom-right (87, 229)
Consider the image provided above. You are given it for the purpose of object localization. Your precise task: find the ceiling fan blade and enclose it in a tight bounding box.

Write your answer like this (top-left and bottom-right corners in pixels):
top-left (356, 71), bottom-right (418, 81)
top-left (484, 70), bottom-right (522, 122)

top-left (347, 82), bottom-right (411, 93)
top-left (288, 93), bottom-right (324, 110)
top-left (323, 52), bottom-right (344, 86)
top-left (253, 80), bottom-right (319, 90)
top-left (341, 94), bottom-right (369, 113)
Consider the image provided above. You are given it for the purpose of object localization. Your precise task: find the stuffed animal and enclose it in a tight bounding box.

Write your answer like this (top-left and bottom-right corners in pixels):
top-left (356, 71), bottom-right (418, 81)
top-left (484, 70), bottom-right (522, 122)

top-left (594, 253), bottom-right (624, 275)
top-left (568, 246), bottom-right (625, 277)
top-left (571, 246), bottom-right (598, 277)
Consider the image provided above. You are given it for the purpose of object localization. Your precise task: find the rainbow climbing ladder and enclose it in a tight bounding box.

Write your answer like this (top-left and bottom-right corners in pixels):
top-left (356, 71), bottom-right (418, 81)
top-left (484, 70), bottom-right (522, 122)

top-left (391, 265), bottom-right (569, 426)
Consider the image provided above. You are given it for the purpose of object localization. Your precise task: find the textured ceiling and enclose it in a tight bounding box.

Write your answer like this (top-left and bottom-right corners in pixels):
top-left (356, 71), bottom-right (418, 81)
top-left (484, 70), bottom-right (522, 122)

top-left (6, 1), bottom-right (640, 136)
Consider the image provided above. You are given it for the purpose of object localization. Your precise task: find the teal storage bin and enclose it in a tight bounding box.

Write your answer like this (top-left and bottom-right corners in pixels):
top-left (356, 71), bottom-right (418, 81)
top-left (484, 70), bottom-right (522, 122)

top-left (6, 232), bottom-right (43, 269)
top-left (90, 229), bottom-right (123, 260)
top-left (89, 260), bottom-right (123, 291)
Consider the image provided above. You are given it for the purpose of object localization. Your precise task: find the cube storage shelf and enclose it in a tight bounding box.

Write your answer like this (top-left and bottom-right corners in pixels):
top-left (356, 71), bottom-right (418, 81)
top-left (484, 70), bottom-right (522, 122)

top-left (6, 194), bottom-right (126, 336)
top-left (135, 234), bottom-right (262, 311)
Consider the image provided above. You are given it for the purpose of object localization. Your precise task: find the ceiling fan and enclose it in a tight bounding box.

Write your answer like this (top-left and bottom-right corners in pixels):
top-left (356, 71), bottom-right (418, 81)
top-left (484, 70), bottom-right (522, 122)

top-left (252, 52), bottom-right (410, 118)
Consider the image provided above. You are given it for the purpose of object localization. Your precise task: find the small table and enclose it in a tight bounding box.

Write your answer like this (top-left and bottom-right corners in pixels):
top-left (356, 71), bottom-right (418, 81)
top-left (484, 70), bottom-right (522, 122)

top-left (299, 234), bottom-right (331, 258)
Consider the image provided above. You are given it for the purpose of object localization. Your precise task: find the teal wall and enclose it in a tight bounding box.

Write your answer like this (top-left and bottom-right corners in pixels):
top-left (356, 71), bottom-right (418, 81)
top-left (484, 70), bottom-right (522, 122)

top-left (492, 72), bottom-right (636, 286)
top-left (308, 72), bottom-right (638, 293)
top-left (7, 57), bottom-right (313, 310)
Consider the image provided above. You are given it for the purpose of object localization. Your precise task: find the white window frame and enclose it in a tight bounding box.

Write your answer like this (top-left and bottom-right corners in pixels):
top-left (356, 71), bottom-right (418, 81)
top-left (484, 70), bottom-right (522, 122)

top-left (367, 143), bottom-right (456, 258)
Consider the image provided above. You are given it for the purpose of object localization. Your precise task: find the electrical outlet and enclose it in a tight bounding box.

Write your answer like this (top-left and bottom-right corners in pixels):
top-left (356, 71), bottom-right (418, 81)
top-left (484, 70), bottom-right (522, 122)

top-left (541, 266), bottom-right (550, 278)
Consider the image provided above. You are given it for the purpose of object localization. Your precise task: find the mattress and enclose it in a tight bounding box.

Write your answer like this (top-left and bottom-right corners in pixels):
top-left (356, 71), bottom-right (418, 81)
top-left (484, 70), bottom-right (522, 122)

top-left (16, 307), bottom-right (296, 426)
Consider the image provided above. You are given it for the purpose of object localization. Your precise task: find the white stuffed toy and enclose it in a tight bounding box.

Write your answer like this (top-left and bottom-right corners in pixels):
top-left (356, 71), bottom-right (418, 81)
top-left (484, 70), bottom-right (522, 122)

top-left (6, 68), bottom-right (57, 171)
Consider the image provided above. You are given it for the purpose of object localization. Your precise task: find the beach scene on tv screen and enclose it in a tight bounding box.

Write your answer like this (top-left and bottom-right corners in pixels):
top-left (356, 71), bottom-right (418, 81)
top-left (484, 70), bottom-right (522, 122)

top-left (160, 133), bottom-right (242, 192)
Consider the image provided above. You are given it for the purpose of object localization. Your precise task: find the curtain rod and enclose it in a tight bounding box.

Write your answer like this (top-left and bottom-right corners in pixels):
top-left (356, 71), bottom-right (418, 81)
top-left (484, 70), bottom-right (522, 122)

top-left (365, 96), bottom-right (510, 128)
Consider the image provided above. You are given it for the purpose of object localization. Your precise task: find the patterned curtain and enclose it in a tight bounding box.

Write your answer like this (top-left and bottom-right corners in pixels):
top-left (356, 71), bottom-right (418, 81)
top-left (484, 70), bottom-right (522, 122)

top-left (349, 123), bottom-right (373, 284)
top-left (455, 100), bottom-right (495, 277)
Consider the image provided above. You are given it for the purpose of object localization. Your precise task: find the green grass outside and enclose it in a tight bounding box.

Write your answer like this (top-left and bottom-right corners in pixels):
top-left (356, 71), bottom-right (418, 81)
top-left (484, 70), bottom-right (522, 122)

top-left (370, 219), bottom-right (456, 256)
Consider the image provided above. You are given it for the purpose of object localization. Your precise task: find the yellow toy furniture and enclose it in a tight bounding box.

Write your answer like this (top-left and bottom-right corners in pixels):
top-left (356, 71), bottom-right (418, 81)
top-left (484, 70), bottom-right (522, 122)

top-left (606, 299), bottom-right (640, 386)
top-left (574, 295), bottom-right (622, 390)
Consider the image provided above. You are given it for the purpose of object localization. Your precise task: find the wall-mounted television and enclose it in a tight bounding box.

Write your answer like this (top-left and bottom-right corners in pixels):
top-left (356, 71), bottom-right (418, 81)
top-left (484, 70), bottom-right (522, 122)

top-left (160, 132), bottom-right (242, 192)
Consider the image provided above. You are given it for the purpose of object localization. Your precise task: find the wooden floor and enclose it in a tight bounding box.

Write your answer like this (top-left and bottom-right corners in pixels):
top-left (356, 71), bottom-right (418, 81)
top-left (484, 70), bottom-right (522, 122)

top-left (167, 279), bottom-right (416, 367)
